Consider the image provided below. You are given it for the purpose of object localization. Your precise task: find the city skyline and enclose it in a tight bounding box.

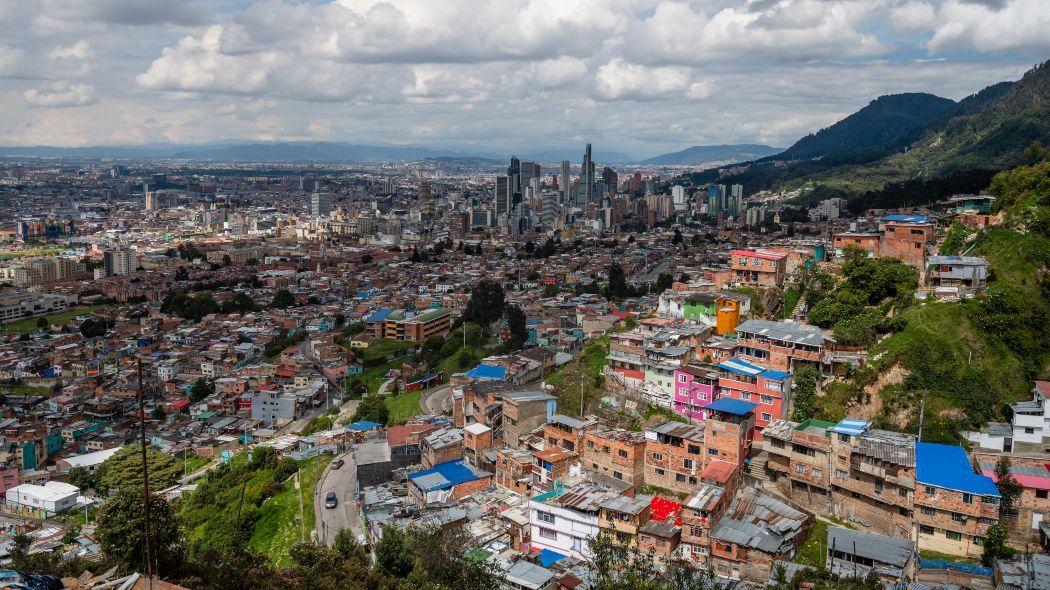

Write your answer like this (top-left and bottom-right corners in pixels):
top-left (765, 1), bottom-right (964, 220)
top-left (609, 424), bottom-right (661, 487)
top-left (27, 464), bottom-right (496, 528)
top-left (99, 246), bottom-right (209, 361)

top-left (0, 0), bottom-right (1046, 155)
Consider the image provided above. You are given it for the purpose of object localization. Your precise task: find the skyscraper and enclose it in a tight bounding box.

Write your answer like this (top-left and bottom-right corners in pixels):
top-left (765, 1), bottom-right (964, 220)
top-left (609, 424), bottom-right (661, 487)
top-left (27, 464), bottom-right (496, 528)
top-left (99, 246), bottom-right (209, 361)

top-left (576, 143), bottom-right (595, 205)
top-left (602, 166), bottom-right (618, 196)
top-left (419, 181), bottom-right (434, 218)
top-left (507, 156), bottom-right (521, 194)
top-left (311, 192), bottom-right (332, 217)
top-left (494, 175), bottom-right (511, 216)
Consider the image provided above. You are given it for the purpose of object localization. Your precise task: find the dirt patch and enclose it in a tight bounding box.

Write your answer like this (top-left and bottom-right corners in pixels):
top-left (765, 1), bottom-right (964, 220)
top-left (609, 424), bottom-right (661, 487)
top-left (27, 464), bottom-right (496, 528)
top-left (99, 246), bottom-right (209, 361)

top-left (848, 363), bottom-right (910, 422)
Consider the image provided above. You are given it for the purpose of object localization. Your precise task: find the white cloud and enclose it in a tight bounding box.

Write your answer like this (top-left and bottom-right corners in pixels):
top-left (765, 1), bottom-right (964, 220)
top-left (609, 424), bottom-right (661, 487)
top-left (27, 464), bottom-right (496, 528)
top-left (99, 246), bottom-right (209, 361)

top-left (926, 0), bottom-right (1050, 53)
top-left (0, 45), bottom-right (23, 77)
top-left (594, 59), bottom-right (697, 101)
top-left (23, 81), bottom-right (96, 107)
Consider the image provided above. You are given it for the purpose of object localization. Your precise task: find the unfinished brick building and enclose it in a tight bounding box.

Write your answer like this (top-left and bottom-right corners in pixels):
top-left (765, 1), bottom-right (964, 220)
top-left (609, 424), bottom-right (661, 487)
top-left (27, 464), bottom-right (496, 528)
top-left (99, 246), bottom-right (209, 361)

top-left (582, 427), bottom-right (647, 493)
top-left (643, 422), bottom-right (707, 494)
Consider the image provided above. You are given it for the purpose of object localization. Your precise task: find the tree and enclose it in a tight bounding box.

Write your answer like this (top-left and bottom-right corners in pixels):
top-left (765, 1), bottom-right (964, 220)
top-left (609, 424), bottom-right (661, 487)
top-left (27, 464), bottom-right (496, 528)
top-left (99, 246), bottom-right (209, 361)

top-left (96, 488), bottom-right (184, 576)
top-left (79, 317), bottom-right (107, 339)
top-left (982, 523), bottom-right (1009, 565)
top-left (608, 262), bottom-right (629, 299)
top-left (272, 289), bottom-right (295, 309)
top-left (351, 394), bottom-right (389, 425)
top-left (151, 406), bottom-right (166, 421)
top-left (995, 455), bottom-right (1023, 517)
top-left (65, 466), bottom-right (97, 492)
top-left (222, 254), bottom-right (232, 267)
top-left (542, 284), bottom-right (560, 298)
top-left (672, 228), bottom-right (683, 244)
top-left (174, 266), bottom-right (190, 281)
top-left (655, 271), bottom-right (674, 294)
top-left (189, 378), bottom-right (214, 403)
top-left (96, 445), bottom-right (182, 496)
top-left (36, 316), bottom-right (50, 330)
top-left (791, 366), bottom-right (821, 421)
top-left (505, 304), bottom-right (527, 351)
top-left (463, 279), bottom-right (505, 332)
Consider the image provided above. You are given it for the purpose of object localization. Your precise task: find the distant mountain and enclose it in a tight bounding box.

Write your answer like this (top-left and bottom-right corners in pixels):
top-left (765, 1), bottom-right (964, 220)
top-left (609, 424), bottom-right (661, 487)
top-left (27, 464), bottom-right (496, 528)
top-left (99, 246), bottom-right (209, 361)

top-left (642, 144), bottom-right (783, 166)
top-left (774, 93), bottom-right (956, 162)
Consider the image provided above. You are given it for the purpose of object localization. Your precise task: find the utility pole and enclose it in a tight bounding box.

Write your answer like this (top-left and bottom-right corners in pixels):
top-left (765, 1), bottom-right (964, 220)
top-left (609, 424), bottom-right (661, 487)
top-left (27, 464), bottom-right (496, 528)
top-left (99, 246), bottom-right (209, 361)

top-left (917, 390), bottom-right (927, 442)
top-left (136, 358), bottom-right (155, 580)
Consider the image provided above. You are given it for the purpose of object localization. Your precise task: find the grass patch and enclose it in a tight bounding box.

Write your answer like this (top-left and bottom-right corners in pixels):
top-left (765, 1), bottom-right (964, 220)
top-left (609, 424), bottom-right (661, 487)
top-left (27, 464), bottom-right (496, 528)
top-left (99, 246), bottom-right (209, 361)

top-left (300, 410), bottom-right (338, 435)
top-left (2, 383), bottom-right (52, 396)
top-left (181, 454), bottom-right (214, 475)
top-left (547, 336), bottom-right (609, 418)
top-left (782, 287), bottom-right (802, 319)
top-left (361, 338), bottom-right (415, 362)
top-left (248, 457), bottom-right (326, 567)
top-left (643, 405), bottom-right (689, 425)
top-left (796, 520), bottom-right (828, 569)
top-left (731, 287), bottom-right (764, 316)
top-left (639, 484), bottom-right (689, 502)
top-left (1, 305), bottom-right (113, 334)
top-left (385, 390), bottom-right (424, 424)
top-left (919, 549), bottom-right (981, 565)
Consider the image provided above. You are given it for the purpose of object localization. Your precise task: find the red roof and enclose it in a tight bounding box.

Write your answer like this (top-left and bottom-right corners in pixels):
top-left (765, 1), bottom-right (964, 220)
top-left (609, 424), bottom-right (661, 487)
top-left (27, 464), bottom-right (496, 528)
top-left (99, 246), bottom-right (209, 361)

top-left (649, 496), bottom-right (682, 526)
top-left (700, 459), bottom-right (737, 483)
top-left (170, 400), bottom-right (189, 408)
top-left (275, 368), bottom-right (296, 378)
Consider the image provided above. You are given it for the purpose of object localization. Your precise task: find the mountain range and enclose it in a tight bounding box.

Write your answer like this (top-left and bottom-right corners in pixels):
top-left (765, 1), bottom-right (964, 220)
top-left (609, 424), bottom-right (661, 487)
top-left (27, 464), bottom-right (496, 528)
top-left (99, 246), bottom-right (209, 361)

top-left (684, 60), bottom-right (1049, 207)
top-left (641, 144), bottom-right (783, 166)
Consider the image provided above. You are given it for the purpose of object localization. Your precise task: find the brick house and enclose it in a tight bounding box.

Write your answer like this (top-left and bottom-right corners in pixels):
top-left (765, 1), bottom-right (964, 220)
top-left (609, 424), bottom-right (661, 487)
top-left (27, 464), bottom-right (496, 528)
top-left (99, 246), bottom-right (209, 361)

top-left (582, 427), bottom-right (647, 493)
top-left (543, 415), bottom-right (597, 454)
top-left (708, 489), bottom-right (809, 582)
top-left (673, 364), bottom-right (719, 422)
top-left (976, 453), bottom-right (1050, 546)
top-left (638, 519), bottom-right (681, 566)
top-left (729, 249), bottom-right (787, 287)
top-left (420, 427), bottom-right (463, 469)
top-left (878, 215), bottom-right (935, 270)
top-left (598, 494), bottom-right (652, 549)
top-left (495, 448), bottom-right (534, 496)
top-left (680, 483), bottom-right (729, 567)
top-left (643, 422), bottom-right (707, 494)
top-left (914, 442), bottom-right (999, 558)
top-left (715, 358), bottom-right (792, 433)
top-left (734, 319), bottom-right (831, 374)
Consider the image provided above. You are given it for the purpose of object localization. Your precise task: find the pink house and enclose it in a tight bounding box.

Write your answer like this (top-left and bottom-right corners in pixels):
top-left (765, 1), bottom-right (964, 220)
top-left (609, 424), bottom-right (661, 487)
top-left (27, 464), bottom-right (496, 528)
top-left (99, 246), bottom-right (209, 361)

top-left (673, 364), bottom-right (720, 421)
top-left (714, 358), bottom-right (793, 438)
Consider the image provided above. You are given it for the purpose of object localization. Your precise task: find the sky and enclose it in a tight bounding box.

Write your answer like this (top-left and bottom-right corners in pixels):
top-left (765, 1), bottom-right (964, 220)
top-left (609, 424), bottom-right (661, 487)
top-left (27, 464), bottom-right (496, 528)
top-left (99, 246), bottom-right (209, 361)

top-left (0, 0), bottom-right (1046, 159)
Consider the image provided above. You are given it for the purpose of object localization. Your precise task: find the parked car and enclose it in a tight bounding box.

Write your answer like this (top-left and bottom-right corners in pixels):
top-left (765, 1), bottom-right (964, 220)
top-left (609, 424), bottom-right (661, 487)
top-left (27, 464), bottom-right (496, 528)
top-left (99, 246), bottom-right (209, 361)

top-left (325, 491), bottom-right (338, 509)
top-left (332, 459), bottom-right (345, 470)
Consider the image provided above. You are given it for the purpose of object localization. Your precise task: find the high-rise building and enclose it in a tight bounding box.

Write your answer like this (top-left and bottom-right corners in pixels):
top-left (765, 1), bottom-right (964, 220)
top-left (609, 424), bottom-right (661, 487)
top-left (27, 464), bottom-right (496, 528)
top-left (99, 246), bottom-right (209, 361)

top-left (520, 161), bottom-right (540, 194)
top-left (418, 181), bottom-right (434, 218)
top-left (103, 249), bottom-right (136, 277)
top-left (145, 191), bottom-right (160, 212)
top-left (630, 172), bottom-right (642, 192)
top-left (507, 156), bottom-right (521, 194)
top-left (602, 166), bottom-right (618, 196)
top-left (576, 143), bottom-right (595, 205)
top-left (494, 175), bottom-right (511, 217)
top-left (311, 192), bottom-right (332, 217)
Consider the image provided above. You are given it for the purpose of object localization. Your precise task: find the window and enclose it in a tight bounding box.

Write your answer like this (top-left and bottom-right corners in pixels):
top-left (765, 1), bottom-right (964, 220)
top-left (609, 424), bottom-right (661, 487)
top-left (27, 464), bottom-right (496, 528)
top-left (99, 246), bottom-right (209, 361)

top-left (602, 445), bottom-right (610, 453)
top-left (679, 375), bottom-right (687, 383)
top-left (688, 444), bottom-right (702, 455)
top-left (708, 448), bottom-right (719, 456)
top-left (613, 471), bottom-right (623, 480)
top-left (655, 468), bottom-right (665, 476)
top-left (1038, 490), bottom-right (1048, 499)
top-left (618, 449), bottom-right (628, 459)
top-left (945, 531), bottom-right (962, 541)
top-left (925, 485), bottom-right (936, 496)
top-left (684, 458), bottom-right (695, 469)
top-left (537, 511), bottom-right (555, 524)
top-left (548, 437), bottom-right (557, 446)
top-left (1026, 427), bottom-right (1036, 434)
top-left (676, 473), bottom-right (687, 482)
top-left (962, 493), bottom-right (973, 504)
top-left (795, 464), bottom-right (807, 475)
top-left (538, 527), bottom-right (558, 540)
top-left (765, 382), bottom-right (781, 392)
top-left (982, 496), bottom-right (999, 505)
top-left (573, 537), bottom-right (584, 553)
top-left (952, 513), bottom-right (967, 523)
top-left (812, 469), bottom-right (822, 479)
top-left (920, 525), bottom-right (934, 535)
top-left (920, 506), bottom-right (936, 516)
top-left (838, 433), bottom-right (850, 443)
top-left (651, 453), bottom-right (664, 461)
top-left (761, 412), bottom-right (772, 422)
top-left (760, 395), bottom-right (774, 405)
top-left (835, 469), bottom-right (848, 479)
top-left (740, 392), bottom-right (751, 401)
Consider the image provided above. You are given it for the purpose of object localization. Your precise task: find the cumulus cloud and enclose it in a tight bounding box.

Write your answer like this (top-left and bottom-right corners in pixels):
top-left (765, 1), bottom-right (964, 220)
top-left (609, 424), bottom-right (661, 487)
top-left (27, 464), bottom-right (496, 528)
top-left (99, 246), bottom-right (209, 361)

top-left (926, 0), bottom-right (1050, 53)
top-left (39, 0), bottom-right (208, 27)
top-left (594, 59), bottom-right (696, 101)
top-left (23, 81), bottom-right (96, 107)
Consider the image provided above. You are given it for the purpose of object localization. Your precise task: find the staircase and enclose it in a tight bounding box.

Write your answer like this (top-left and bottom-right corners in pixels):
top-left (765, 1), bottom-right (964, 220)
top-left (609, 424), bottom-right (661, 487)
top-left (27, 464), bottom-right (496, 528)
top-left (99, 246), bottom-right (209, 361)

top-left (746, 450), bottom-right (773, 484)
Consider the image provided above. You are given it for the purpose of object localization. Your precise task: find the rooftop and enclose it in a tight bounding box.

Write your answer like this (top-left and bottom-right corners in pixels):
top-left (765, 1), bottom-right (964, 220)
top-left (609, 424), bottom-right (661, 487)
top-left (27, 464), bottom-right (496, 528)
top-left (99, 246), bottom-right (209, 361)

top-left (915, 442), bottom-right (999, 496)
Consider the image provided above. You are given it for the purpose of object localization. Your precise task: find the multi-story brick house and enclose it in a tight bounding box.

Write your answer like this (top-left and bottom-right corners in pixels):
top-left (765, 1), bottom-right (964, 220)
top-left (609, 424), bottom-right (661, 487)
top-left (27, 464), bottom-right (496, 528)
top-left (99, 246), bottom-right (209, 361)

top-left (976, 453), bottom-right (1050, 546)
top-left (763, 419), bottom-right (834, 513)
top-left (420, 427), bottom-right (463, 469)
top-left (734, 319), bottom-right (831, 374)
top-left (673, 363), bottom-right (719, 422)
top-left (607, 330), bottom-right (646, 386)
top-left (543, 415), bottom-right (597, 454)
top-left (582, 427), bottom-right (647, 493)
top-left (708, 489), bottom-right (809, 582)
top-left (715, 358), bottom-right (792, 433)
top-left (638, 519), bottom-right (681, 566)
top-left (702, 397), bottom-right (757, 469)
top-left (680, 483), bottom-right (730, 566)
top-left (730, 249), bottom-right (787, 287)
top-left (532, 447), bottom-right (577, 493)
top-left (598, 494), bottom-right (652, 549)
top-left (833, 232), bottom-right (881, 258)
top-left (878, 215), bottom-right (935, 270)
top-left (830, 424), bottom-right (915, 539)
top-left (914, 442), bottom-right (999, 558)
top-left (494, 448), bottom-right (534, 496)
top-left (455, 380), bottom-right (555, 446)
top-left (501, 390), bottom-right (557, 447)
top-left (643, 422), bottom-right (707, 494)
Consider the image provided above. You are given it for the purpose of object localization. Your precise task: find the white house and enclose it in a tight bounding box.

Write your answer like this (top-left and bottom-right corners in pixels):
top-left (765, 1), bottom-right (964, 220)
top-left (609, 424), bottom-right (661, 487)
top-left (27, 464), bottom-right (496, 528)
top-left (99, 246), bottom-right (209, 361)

top-left (55, 446), bottom-right (123, 474)
top-left (965, 382), bottom-right (1050, 453)
top-left (5, 481), bottom-right (79, 517)
top-left (528, 482), bottom-right (614, 560)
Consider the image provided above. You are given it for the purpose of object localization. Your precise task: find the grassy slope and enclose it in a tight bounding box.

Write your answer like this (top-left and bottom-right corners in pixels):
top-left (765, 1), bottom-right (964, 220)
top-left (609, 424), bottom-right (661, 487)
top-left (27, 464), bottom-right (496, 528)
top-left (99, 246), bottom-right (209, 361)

top-left (385, 390), bottom-right (424, 424)
top-left (1, 305), bottom-right (113, 333)
top-left (248, 457), bottom-right (325, 567)
top-left (547, 336), bottom-right (610, 418)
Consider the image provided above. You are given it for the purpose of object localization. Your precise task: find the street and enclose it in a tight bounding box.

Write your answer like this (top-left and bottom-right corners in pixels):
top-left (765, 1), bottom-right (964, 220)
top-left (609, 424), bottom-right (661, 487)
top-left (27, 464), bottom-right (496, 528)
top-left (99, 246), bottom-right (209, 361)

top-left (313, 449), bottom-right (363, 545)
top-left (419, 383), bottom-right (451, 414)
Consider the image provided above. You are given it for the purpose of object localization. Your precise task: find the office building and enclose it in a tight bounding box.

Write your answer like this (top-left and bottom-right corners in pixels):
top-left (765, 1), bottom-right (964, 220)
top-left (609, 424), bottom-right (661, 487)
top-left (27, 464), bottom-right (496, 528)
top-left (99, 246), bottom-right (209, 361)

top-left (577, 143), bottom-right (596, 205)
top-left (311, 192), bottom-right (332, 217)
top-left (103, 249), bottom-right (136, 277)
top-left (560, 160), bottom-right (571, 202)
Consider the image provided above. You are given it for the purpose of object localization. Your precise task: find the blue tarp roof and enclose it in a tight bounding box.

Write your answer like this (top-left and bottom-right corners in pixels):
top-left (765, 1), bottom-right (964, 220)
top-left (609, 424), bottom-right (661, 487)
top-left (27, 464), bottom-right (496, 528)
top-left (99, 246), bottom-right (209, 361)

top-left (882, 214), bottom-right (930, 224)
top-left (349, 420), bottom-right (382, 431)
top-left (915, 442), bottom-right (999, 496)
top-left (364, 308), bottom-right (394, 323)
top-left (539, 548), bottom-right (567, 567)
top-left (408, 459), bottom-right (486, 492)
top-left (830, 418), bottom-right (871, 436)
top-left (467, 364), bottom-right (507, 380)
top-left (706, 397), bottom-right (758, 415)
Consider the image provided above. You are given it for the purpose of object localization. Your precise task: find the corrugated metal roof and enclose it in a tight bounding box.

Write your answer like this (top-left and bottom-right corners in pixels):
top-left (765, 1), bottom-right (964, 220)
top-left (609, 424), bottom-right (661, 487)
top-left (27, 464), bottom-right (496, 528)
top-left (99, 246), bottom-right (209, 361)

top-left (736, 319), bottom-right (828, 347)
top-left (827, 526), bottom-right (914, 567)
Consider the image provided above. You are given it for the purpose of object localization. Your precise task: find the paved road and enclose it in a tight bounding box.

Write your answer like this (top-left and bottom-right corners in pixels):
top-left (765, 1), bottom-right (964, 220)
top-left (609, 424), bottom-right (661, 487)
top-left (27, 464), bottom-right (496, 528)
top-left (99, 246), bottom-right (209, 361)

top-left (313, 448), bottom-right (363, 545)
top-left (419, 384), bottom-right (451, 414)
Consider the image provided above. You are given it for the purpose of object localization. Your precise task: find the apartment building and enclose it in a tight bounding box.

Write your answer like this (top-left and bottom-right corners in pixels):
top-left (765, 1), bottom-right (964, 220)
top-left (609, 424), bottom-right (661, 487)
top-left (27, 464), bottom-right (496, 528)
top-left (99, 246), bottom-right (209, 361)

top-left (529, 483), bottom-right (616, 560)
top-left (734, 319), bottom-right (831, 373)
top-left (456, 380), bottom-right (555, 445)
top-left (914, 442), bottom-right (1000, 558)
top-left (643, 422), bottom-right (707, 494)
top-left (715, 358), bottom-right (792, 432)
top-left (0, 292), bottom-right (79, 323)
top-left (379, 308), bottom-right (452, 342)
top-left (729, 249), bottom-right (787, 287)
top-left (581, 427), bottom-right (646, 493)
top-left (763, 419), bottom-right (834, 513)
top-left (680, 483), bottom-right (730, 566)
